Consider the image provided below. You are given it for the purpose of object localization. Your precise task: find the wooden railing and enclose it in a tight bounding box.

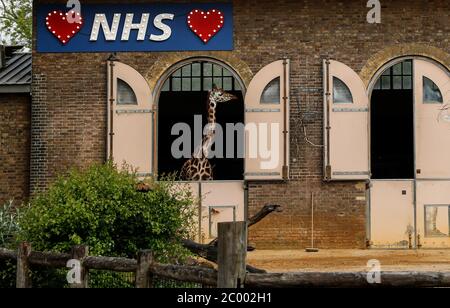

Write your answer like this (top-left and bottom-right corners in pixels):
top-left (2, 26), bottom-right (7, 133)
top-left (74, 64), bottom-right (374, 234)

top-left (2, 222), bottom-right (450, 288)
top-left (0, 244), bottom-right (217, 288)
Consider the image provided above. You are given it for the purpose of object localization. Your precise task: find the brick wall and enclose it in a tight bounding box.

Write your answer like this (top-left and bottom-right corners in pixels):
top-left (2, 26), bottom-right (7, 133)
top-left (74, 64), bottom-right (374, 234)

top-left (0, 94), bottom-right (31, 206)
top-left (32, 0), bottom-right (450, 249)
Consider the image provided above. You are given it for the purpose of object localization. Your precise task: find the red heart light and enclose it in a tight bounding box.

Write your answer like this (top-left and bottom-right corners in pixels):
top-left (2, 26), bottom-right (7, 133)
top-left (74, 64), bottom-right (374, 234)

top-left (46, 10), bottom-right (83, 45)
top-left (187, 9), bottom-right (224, 44)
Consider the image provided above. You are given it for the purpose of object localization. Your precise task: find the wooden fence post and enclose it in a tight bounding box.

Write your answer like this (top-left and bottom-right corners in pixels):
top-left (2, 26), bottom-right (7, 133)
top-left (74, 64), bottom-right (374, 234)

top-left (16, 242), bottom-right (31, 288)
top-left (135, 250), bottom-right (154, 288)
top-left (70, 245), bottom-right (89, 288)
top-left (217, 221), bottom-right (247, 288)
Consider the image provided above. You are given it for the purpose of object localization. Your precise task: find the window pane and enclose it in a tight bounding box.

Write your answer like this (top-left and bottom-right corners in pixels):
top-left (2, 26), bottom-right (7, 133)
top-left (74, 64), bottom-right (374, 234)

top-left (381, 76), bottom-right (391, 89)
top-left (203, 78), bottom-right (212, 91)
top-left (423, 77), bottom-right (443, 103)
top-left (161, 79), bottom-right (170, 92)
top-left (374, 79), bottom-right (381, 90)
top-left (261, 77), bottom-right (280, 104)
top-left (403, 76), bottom-right (412, 90)
top-left (192, 63), bottom-right (201, 76)
top-left (223, 77), bottom-right (233, 91)
top-left (172, 78), bottom-right (181, 91)
top-left (234, 81), bottom-right (242, 91)
top-left (173, 69), bottom-right (181, 77)
top-left (203, 63), bottom-right (212, 76)
top-left (393, 63), bottom-right (402, 75)
top-left (117, 79), bottom-right (137, 105)
top-left (192, 78), bottom-right (201, 91)
top-left (182, 78), bottom-right (191, 91)
top-left (223, 68), bottom-right (233, 77)
top-left (333, 77), bottom-right (353, 104)
top-left (182, 65), bottom-right (191, 77)
top-left (164, 61), bottom-right (244, 93)
top-left (213, 77), bottom-right (222, 89)
top-left (403, 61), bottom-right (412, 75)
top-left (213, 64), bottom-right (222, 76)
top-left (393, 76), bottom-right (402, 89)
top-left (382, 68), bottom-right (391, 76)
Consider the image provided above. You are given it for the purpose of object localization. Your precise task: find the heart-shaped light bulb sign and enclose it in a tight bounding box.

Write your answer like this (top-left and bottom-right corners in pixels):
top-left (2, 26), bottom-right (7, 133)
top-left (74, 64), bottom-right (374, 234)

top-left (46, 10), bottom-right (83, 45)
top-left (187, 9), bottom-right (224, 44)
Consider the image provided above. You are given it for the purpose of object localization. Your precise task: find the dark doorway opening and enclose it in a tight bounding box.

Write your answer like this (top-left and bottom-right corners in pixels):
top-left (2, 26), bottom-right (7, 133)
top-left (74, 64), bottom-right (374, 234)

top-left (158, 61), bottom-right (245, 180)
top-left (371, 60), bottom-right (414, 179)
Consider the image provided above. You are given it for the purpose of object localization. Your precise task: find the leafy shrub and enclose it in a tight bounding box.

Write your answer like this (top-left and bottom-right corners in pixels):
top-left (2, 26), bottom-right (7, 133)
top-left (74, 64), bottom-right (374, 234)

top-left (0, 200), bottom-right (20, 248)
top-left (17, 162), bottom-right (197, 287)
top-left (0, 200), bottom-right (20, 288)
top-left (0, 259), bottom-right (15, 288)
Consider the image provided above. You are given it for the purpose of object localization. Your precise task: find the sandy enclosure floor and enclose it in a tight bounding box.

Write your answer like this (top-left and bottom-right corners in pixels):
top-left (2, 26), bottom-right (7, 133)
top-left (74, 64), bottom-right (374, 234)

top-left (247, 249), bottom-right (450, 272)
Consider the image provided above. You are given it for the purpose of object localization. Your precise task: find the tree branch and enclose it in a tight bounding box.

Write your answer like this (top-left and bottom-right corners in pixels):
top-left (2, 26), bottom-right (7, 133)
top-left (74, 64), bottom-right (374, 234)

top-left (248, 204), bottom-right (282, 228)
top-left (182, 204), bottom-right (282, 274)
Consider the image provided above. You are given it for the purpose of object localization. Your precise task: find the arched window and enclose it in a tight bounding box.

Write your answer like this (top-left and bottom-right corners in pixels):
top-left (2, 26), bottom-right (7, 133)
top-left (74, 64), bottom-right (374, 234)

top-left (158, 60), bottom-right (244, 181)
top-left (333, 77), bottom-right (353, 104)
top-left (423, 77), bottom-right (443, 104)
top-left (260, 77), bottom-right (280, 104)
top-left (117, 79), bottom-right (137, 105)
top-left (161, 62), bottom-right (242, 92)
top-left (373, 60), bottom-right (412, 90)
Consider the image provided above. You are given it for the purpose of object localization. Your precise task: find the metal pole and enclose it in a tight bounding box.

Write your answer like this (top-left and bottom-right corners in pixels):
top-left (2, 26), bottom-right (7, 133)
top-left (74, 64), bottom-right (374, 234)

top-left (306, 192), bottom-right (319, 252)
top-left (325, 60), bottom-right (332, 180)
top-left (312, 193), bottom-right (314, 248)
top-left (282, 58), bottom-right (289, 180)
top-left (108, 60), bottom-right (115, 161)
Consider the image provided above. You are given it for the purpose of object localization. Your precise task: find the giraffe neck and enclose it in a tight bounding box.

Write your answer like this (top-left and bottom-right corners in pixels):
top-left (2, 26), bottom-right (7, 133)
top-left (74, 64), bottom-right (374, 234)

top-left (193, 95), bottom-right (217, 158)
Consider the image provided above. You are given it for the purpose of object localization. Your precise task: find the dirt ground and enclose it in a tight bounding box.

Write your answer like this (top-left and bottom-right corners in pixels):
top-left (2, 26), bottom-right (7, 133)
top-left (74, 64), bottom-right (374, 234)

top-left (247, 249), bottom-right (450, 272)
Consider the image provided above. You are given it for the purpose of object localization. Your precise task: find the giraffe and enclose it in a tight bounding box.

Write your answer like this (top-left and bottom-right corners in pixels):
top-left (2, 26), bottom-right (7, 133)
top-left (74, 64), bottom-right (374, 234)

top-left (180, 86), bottom-right (237, 181)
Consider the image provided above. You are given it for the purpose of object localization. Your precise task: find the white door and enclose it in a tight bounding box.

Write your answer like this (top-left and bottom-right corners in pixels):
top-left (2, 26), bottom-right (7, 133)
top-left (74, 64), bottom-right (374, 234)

top-left (416, 181), bottom-right (450, 248)
top-left (370, 181), bottom-right (415, 248)
top-left (107, 61), bottom-right (154, 177)
top-left (414, 59), bottom-right (450, 248)
top-left (184, 181), bottom-right (245, 243)
top-left (201, 181), bottom-right (245, 242)
top-left (245, 60), bottom-right (290, 180)
top-left (323, 60), bottom-right (370, 180)
top-left (414, 59), bottom-right (450, 179)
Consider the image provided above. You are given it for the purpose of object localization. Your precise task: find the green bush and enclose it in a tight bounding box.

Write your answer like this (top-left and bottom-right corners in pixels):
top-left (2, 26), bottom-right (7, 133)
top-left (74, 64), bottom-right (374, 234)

top-left (0, 259), bottom-right (15, 288)
top-left (0, 200), bottom-right (20, 248)
top-left (0, 201), bottom-right (20, 288)
top-left (16, 162), bottom-right (197, 287)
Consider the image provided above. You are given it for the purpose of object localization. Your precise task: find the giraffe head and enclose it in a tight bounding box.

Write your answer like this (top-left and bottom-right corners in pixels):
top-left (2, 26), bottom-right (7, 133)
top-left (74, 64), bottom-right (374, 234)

top-left (208, 86), bottom-right (237, 104)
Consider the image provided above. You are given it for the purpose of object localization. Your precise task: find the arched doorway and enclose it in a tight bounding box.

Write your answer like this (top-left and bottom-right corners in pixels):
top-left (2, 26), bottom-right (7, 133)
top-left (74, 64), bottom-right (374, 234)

top-left (155, 58), bottom-right (246, 242)
top-left (156, 59), bottom-right (245, 180)
top-left (368, 57), bottom-right (450, 248)
top-left (370, 59), bottom-right (414, 179)
top-left (108, 58), bottom-right (290, 243)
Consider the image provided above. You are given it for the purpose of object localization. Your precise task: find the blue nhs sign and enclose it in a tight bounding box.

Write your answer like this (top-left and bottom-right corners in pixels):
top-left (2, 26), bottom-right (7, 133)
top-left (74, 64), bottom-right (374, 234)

top-left (36, 3), bottom-right (233, 53)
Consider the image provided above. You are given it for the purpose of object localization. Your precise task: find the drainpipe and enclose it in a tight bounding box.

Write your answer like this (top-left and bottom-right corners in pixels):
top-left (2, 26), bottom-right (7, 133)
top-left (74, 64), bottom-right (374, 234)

top-left (282, 58), bottom-right (289, 180)
top-left (324, 59), bottom-right (332, 181)
top-left (108, 60), bottom-right (115, 161)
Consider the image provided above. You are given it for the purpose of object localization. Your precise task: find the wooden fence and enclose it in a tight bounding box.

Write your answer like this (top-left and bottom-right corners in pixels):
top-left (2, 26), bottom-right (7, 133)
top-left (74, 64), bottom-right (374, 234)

top-left (0, 242), bottom-right (218, 288)
top-left (1, 221), bottom-right (450, 288)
